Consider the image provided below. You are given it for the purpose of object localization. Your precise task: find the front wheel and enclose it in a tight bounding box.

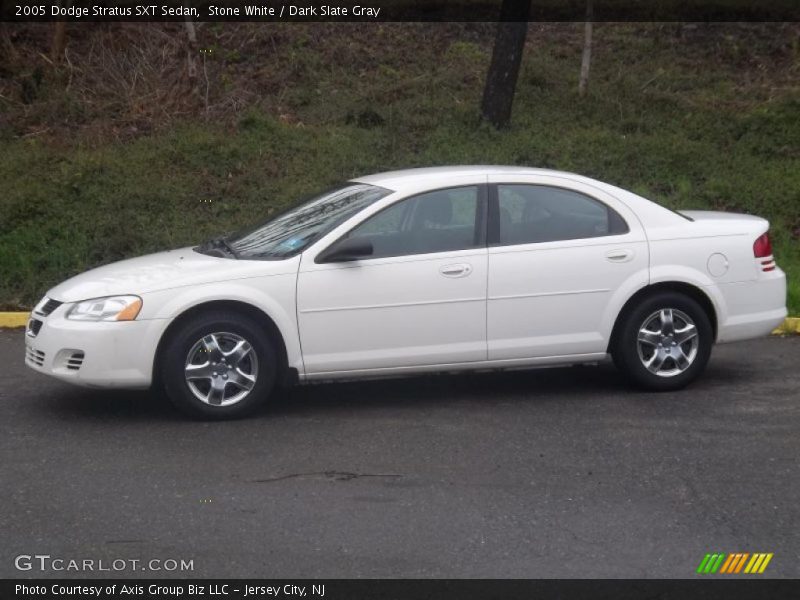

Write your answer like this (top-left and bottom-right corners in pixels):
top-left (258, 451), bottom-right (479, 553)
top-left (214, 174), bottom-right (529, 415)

top-left (160, 311), bottom-right (277, 419)
top-left (612, 292), bottom-right (713, 391)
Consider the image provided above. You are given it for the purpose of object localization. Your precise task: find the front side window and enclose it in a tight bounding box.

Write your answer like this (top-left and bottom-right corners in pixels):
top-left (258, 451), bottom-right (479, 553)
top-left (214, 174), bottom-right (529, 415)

top-left (496, 184), bottom-right (628, 246)
top-left (220, 183), bottom-right (391, 259)
top-left (345, 186), bottom-right (481, 259)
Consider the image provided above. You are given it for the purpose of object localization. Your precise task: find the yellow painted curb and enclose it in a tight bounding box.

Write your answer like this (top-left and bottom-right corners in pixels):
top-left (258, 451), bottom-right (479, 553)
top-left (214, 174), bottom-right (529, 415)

top-left (0, 312), bottom-right (30, 328)
top-left (773, 317), bottom-right (800, 335)
top-left (1, 311), bottom-right (799, 334)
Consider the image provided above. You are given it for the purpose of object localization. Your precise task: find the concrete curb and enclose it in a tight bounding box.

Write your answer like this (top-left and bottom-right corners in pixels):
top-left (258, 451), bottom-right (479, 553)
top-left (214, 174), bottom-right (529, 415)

top-left (1, 311), bottom-right (798, 334)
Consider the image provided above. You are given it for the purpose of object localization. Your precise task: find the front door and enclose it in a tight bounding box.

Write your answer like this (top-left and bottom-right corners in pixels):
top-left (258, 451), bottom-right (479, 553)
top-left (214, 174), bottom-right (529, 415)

top-left (297, 184), bottom-right (489, 375)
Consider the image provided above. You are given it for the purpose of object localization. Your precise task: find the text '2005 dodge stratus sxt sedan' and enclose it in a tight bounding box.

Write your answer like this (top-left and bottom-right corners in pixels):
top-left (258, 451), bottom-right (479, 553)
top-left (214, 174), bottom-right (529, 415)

top-left (25, 167), bottom-right (787, 419)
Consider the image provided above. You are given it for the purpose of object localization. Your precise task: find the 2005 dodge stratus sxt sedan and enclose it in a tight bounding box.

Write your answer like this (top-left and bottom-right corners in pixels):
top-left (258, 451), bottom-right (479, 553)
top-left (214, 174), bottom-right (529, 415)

top-left (25, 167), bottom-right (787, 419)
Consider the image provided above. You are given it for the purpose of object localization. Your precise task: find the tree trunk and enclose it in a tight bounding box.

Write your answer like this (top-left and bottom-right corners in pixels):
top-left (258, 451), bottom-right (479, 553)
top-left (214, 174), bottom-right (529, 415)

top-left (480, 0), bottom-right (530, 129)
top-left (184, 11), bottom-right (198, 82)
top-left (50, 1), bottom-right (68, 64)
top-left (578, 0), bottom-right (593, 97)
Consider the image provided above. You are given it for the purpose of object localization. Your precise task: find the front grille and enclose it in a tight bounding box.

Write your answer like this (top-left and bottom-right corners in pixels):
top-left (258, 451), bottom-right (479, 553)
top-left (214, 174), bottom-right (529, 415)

top-left (34, 298), bottom-right (62, 317)
top-left (65, 351), bottom-right (85, 371)
top-left (27, 318), bottom-right (43, 337)
top-left (25, 347), bottom-right (45, 367)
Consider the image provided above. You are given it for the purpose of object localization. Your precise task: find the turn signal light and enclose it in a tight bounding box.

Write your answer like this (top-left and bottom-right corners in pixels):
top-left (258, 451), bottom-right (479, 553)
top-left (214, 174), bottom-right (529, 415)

top-left (116, 298), bottom-right (143, 321)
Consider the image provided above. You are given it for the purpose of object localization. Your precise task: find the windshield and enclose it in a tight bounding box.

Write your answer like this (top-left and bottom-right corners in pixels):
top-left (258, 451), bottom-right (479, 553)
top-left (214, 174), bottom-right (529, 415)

top-left (214, 183), bottom-right (392, 260)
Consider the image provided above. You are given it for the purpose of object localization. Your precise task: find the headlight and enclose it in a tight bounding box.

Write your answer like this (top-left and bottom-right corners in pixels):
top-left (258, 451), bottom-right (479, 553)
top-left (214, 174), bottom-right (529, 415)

top-left (66, 295), bottom-right (143, 322)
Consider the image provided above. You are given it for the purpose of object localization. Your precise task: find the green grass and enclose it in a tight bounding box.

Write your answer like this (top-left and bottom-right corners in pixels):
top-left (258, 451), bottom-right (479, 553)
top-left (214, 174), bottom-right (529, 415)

top-left (1, 23), bottom-right (798, 312)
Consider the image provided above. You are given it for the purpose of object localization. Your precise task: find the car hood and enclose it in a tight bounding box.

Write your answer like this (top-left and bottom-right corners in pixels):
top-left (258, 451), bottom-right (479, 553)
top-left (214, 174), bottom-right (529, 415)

top-left (47, 247), bottom-right (296, 303)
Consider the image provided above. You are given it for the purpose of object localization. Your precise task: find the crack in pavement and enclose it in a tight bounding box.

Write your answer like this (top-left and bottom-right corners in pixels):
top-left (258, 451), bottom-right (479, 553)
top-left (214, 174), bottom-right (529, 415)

top-left (250, 471), bottom-right (403, 483)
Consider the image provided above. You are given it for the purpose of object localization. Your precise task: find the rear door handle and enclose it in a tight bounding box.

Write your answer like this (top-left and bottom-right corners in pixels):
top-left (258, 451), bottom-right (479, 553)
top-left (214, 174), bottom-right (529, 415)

top-left (439, 263), bottom-right (473, 278)
top-left (605, 249), bottom-right (634, 263)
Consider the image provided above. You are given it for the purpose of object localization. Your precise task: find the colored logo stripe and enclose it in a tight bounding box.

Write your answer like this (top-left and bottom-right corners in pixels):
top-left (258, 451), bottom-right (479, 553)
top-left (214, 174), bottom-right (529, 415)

top-left (719, 553), bottom-right (748, 573)
top-left (745, 553), bottom-right (773, 574)
top-left (697, 553), bottom-right (725, 574)
top-left (697, 553), bottom-right (773, 574)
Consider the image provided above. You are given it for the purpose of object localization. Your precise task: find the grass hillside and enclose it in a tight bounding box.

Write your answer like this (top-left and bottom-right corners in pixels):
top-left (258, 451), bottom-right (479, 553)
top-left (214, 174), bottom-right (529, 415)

top-left (1, 22), bottom-right (798, 312)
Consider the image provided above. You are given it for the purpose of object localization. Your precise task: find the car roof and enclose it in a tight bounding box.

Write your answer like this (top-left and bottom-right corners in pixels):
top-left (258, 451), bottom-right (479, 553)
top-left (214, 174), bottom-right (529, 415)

top-left (351, 165), bottom-right (583, 189)
top-left (350, 165), bottom-right (687, 227)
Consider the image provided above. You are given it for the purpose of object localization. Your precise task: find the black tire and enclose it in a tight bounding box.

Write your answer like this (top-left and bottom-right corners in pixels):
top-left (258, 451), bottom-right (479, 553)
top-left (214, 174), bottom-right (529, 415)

top-left (612, 291), bottom-right (713, 391)
top-left (159, 310), bottom-right (278, 419)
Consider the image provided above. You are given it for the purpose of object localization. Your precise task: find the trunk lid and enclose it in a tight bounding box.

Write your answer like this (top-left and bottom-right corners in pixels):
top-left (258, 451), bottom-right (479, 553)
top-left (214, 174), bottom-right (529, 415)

top-left (679, 210), bottom-right (768, 230)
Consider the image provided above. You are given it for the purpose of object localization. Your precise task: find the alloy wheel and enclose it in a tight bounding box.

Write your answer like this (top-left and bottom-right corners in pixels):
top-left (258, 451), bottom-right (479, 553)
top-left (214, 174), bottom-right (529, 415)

top-left (636, 308), bottom-right (699, 378)
top-left (184, 332), bottom-right (259, 406)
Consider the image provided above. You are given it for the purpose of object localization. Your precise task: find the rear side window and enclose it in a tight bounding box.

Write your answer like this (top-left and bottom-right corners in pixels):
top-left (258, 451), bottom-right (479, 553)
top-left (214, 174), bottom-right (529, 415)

top-left (496, 184), bottom-right (628, 246)
top-left (347, 186), bottom-right (480, 259)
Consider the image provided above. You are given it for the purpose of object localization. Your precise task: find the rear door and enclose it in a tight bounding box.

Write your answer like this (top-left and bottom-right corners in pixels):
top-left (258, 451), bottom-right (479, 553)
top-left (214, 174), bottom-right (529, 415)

top-left (487, 175), bottom-right (649, 360)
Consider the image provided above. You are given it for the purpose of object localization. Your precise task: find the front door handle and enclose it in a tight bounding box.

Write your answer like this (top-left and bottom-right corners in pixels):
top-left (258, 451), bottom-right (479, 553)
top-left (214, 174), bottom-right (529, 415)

top-left (439, 263), bottom-right (473, 278)
top-left (605, 249), bottom-right (634, 263)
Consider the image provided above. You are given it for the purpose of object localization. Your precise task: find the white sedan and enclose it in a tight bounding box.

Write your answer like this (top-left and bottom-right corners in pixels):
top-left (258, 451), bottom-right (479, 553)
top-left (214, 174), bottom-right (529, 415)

top-left (25, 167), bottom-right (787, 418)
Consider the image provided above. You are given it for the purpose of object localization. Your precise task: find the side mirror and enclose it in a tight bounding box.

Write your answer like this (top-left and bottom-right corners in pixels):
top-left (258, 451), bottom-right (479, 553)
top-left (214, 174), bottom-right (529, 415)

top-left (316, 237), bottom-right (374, 263)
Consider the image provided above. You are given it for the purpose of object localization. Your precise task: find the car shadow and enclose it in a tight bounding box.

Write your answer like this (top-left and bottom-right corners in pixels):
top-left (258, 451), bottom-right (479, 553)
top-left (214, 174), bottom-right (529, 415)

top-left (37, 386), bottom-right (183, 422)
top-left (38, 360), bottom-right (744, 423)
top-left (271, 363), bottom-right (626, 414)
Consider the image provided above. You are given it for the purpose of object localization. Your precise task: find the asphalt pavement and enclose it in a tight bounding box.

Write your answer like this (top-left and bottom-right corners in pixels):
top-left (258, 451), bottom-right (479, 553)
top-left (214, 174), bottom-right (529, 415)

top-left (1, 329), bottom-right (798, 578)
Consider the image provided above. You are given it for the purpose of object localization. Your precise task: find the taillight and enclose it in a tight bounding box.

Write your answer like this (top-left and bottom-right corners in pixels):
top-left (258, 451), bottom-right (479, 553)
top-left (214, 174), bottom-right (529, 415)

top-left (754, 232), bottom-right (776, 272)
top-left (753, 232), bottom-right (772, 258)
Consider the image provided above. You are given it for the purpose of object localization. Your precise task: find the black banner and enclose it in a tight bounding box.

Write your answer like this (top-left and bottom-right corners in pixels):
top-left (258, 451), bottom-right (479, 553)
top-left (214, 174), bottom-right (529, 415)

top-left (3, 0), bottom-right (800, 23)
top-left (4, 580), bottom-right (800, 600)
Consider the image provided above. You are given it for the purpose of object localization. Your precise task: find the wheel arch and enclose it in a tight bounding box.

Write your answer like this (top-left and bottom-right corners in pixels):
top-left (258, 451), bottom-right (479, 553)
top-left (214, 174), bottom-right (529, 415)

top-left (608, 282), bottom-right (719, 353)
top-left (152, 299), bottom-right (293, 387)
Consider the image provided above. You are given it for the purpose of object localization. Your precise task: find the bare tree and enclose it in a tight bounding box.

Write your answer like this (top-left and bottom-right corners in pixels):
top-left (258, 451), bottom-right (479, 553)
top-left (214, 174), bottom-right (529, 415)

top-left (51, 23), bottom-right (67, 63)
top-left (578, 0), bottom-right (593, 97)
top-left (183, 4), bottom-right (198, 82)
top-left (480, 0), bottom-right (531, 128)
top-left (50, 1), bottom-right (69, 62)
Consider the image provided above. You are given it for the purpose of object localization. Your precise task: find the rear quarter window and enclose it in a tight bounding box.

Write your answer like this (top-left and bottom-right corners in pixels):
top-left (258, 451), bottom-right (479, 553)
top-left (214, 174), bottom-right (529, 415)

top-left (496, 184), bottom-right (629, 245)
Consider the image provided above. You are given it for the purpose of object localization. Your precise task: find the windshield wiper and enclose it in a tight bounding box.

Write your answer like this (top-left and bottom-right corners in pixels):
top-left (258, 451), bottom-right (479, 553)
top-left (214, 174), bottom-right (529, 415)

top-left (202, 236), bottom-right (240, 259)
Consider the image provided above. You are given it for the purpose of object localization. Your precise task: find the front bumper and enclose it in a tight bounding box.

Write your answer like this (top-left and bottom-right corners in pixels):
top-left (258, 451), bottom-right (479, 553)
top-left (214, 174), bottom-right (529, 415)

top-left (24, 303), bottom-right (167, 389)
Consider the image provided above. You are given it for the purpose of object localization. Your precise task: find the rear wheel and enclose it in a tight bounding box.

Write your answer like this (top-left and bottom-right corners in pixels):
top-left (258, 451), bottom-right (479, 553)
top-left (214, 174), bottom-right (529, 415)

top-left (612, 292), bottom-right (713, 391)
top-left (160, 311), bottom-right (277, 419)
